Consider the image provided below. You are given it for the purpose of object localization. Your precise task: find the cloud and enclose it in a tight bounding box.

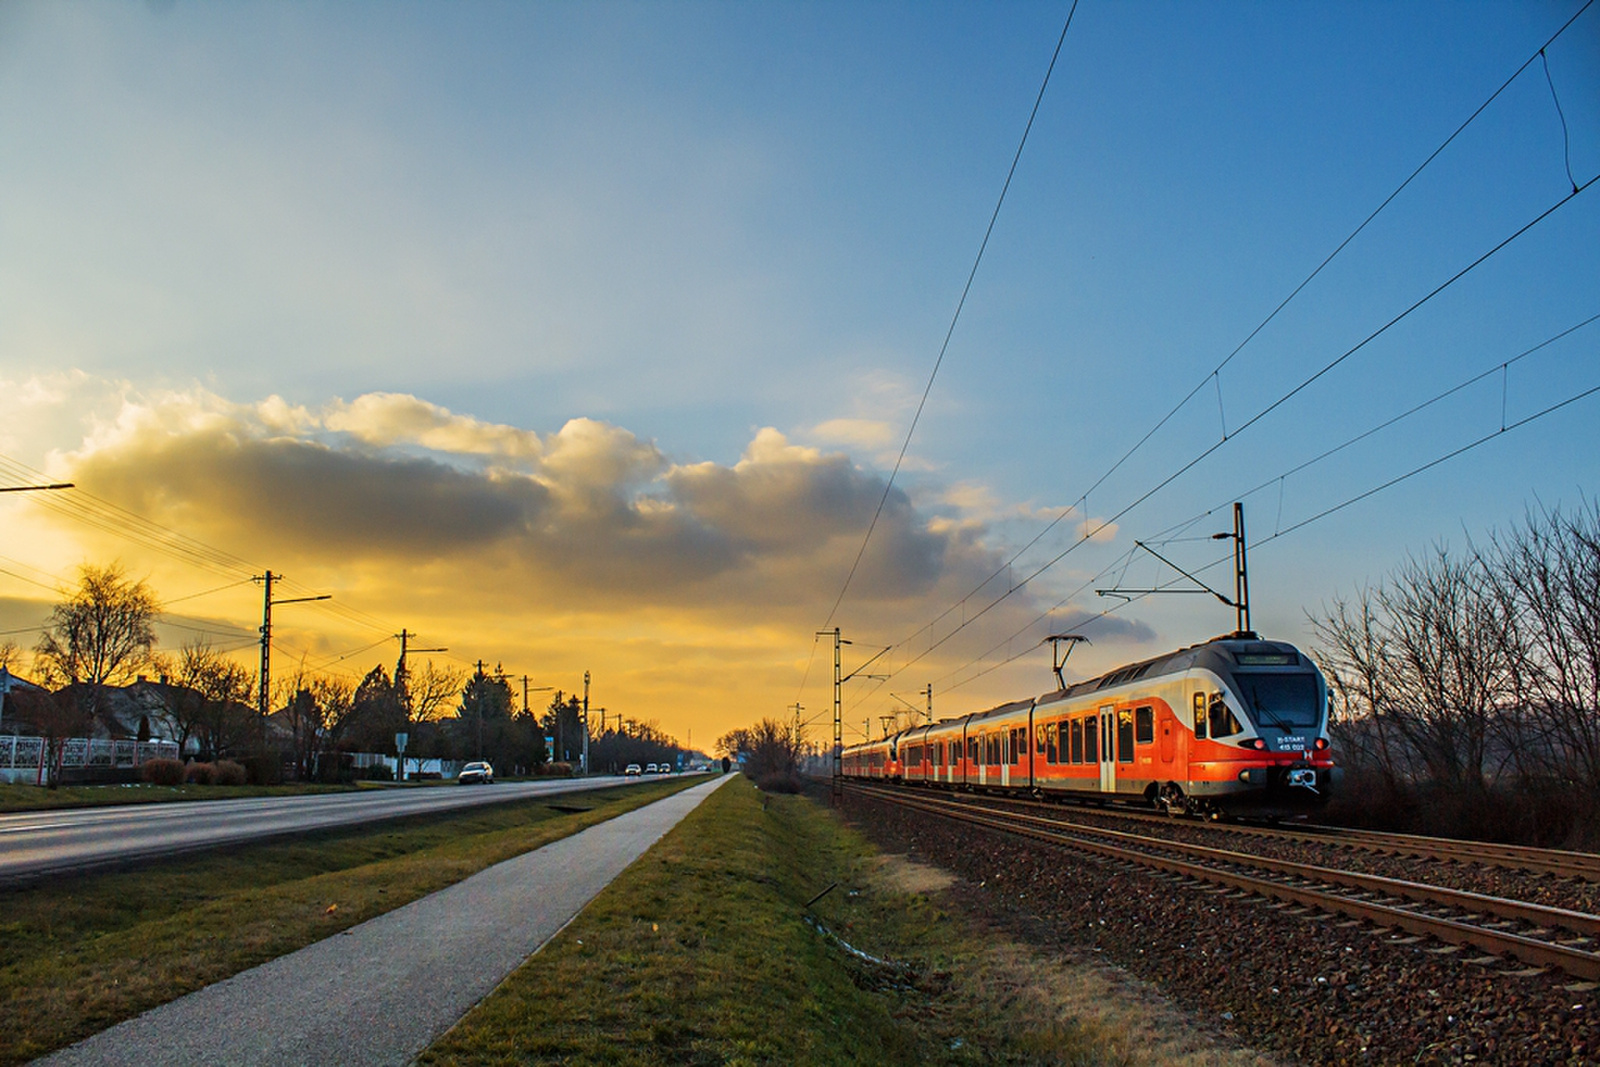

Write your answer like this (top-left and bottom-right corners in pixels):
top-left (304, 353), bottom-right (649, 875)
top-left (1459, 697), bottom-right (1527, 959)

top-left (324, 392), bottom-right (544, 462)
top-left (808, 417), bottom-right (897, 452)
top-left (45, 387), bottom-right (1034, 628)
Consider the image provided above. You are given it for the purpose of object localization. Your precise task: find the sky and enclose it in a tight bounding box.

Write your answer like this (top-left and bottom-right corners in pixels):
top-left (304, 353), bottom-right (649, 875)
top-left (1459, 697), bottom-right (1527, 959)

top-left (1, 0), bottom-right (1596, 750)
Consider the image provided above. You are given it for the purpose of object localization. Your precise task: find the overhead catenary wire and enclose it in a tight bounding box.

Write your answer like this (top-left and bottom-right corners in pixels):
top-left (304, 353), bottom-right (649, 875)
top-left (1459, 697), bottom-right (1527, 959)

top-left (887, 371), bottom-right (1600, 707)
top-left (820, 0), bottom-right (1081, 631)
top-left (875, 0), bottom-right (1598, 670)
top-left (885, 312), bottom-right (1600, 699)
top-left (865, 168), bottom-right (1598, 692)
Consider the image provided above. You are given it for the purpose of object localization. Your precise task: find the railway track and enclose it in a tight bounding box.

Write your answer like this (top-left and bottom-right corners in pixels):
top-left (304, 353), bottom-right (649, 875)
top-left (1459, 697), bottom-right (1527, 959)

top-left (847, 782), bottom-right (1600, 982)
top-left (898, 782), bottom-right (1600, 882)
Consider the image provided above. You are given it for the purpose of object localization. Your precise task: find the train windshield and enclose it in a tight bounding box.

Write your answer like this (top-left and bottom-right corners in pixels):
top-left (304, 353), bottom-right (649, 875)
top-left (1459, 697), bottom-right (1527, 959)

top-left (1234, 673), bottom-right (1321, 728)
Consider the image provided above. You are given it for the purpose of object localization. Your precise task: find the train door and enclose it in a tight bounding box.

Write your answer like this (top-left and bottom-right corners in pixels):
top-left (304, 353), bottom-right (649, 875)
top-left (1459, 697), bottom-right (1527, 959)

top-left (1098, 705), bottom-right (1116, 793)
top-left (1000, 730), bottom-right (1010, 788)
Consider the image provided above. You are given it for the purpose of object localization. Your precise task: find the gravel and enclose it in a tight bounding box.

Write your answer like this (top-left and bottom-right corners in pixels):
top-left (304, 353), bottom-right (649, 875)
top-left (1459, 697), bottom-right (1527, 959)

top-left (928, 795), bottom-right (1600, 917)
top-left (840, 788), bottom-right (1599, 1066)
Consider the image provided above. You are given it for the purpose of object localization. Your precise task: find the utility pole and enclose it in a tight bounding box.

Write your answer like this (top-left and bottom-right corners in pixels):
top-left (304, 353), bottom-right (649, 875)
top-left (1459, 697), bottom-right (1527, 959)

top-left (1094, 502), bottom-right (1252, 633)
top-left (820, 628), bottom-right (842, 800)
top-left (394, 630), bottom-right (445, 782)
top-left (472, 660), bottom-right (487, 760)
top-left (396, 629), bottom-right (447, 677)
top-left (254, 571), bottom-right (330, 721)
top-left (581, 670), bottom-right (591, 775)
top-left (0, 482), bottom-right (73, 494)
top-left (819, 628), bottom-right (891, 800)
top-left (1212, 501), bottom-right (1252, 635)
top-left (925, 683), bottom-right (933, 724)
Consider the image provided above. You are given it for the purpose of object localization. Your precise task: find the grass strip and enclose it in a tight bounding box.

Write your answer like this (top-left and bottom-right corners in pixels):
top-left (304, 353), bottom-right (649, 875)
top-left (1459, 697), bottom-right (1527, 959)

top-left (0, 780), bottom-right (363, 812)
top-left (418, 778), bottom-right (1117, 1065)
top-left (0, 776), bottom-right (701, 1065)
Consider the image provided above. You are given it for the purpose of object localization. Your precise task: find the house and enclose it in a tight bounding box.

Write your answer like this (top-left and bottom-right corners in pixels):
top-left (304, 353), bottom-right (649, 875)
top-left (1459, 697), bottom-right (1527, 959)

top-left (0, 666), bottom-right (44, 734)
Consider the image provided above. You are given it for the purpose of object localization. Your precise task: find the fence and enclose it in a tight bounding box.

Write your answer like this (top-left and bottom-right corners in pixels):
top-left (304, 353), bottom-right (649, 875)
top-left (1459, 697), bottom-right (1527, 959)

top-left (0, 735), bottom-right (181, 785)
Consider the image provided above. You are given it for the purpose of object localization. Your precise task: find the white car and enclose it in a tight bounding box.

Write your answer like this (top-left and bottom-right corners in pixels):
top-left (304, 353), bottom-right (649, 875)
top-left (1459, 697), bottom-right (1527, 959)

top-left (645, 763), bottom-right (659, 774)
top-left (458, 761), bottom-right (494, 785)
top-left (625, 763), bottom-right (642, 776)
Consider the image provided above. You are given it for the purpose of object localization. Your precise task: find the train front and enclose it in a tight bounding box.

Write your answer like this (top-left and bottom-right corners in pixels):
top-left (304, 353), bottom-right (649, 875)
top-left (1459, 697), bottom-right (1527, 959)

top-left (1193, 639), bottom-right (1341, 816)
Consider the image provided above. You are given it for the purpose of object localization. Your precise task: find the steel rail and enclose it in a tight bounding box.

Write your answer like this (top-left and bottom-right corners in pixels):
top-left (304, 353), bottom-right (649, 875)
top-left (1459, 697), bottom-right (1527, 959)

top-left (897, 782), bottom-right (1600, 881)
top-left (848, 783), bottom-right (1600, 980)
top-left (1298, 824), bottom-right (1600, 881)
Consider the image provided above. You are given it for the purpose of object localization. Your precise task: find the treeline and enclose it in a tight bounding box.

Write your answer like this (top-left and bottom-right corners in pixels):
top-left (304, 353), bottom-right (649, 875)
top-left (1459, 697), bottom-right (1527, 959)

top-left (3, 563), bottom-right (679, 783)
top-left (1312, 500), bottom-right (1600, 847)
top-left (718, 718), bottom-right (808, 792)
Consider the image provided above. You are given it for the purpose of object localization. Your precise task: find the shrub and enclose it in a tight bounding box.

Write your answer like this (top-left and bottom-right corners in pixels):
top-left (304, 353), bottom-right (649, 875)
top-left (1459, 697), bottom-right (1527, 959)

top-left (185, 761), bottom-right (216, 785)
top-left (213, 759), bottom-right (248, 786)
top-left (753, 770), bottom-right (806, 794)
top-left (140, 757), bottom-right (185, 787)
top-left (358, 763), bottom-right (394, 781)
top-left (541, 762), bottom-right (574, 777)
top-left (237, 753), bottom-right (283, 786)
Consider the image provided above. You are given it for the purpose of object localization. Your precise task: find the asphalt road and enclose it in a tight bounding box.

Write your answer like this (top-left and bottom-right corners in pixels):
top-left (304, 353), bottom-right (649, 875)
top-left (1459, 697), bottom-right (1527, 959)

top-left (35, 773), bottom-right (734, 1067)
top-left (0, 773), bottom-right (697, 882)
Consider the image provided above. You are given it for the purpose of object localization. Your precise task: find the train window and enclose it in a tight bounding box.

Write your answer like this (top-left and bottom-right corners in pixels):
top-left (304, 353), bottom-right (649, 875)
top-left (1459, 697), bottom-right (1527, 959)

top-left (1070, 719), bottom-right (1082, 764)
top-left (1208, 692), bottom-right (1243, 738)
top-left (1084, 718), bottom-right (1098, 762)
top-left (1014, 727), bottom-right (1027, 763)
top-left (1044, 724), bottom-right (1057, 764)
top-left (1117, 709), bottom-right (1135, 763)
top-left (1193, 692), bottom-right (1207, 739)
top-left (1135, 706), bottom-right (1153, 744)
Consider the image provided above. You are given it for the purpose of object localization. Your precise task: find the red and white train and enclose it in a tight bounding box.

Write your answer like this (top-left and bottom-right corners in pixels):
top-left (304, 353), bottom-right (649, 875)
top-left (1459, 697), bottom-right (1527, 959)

top-left (840, 633), bottom-right (1340, 818)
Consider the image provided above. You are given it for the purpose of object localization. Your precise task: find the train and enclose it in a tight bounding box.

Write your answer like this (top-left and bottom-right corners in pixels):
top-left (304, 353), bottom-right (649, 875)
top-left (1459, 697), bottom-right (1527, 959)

top-left (840, 633), bottom-right (1340, 818)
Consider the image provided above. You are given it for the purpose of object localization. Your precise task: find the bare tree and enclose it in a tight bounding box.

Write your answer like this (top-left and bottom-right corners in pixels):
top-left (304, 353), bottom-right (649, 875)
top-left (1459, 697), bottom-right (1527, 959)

top-left (278, 669), bottom-right (357, 780)
top-left (1484, 500), bottom-right (1600, 789)
top-left (1311, 545), bottom-right (1516, 792)
top-left (0, 639), bottom-right (18, 673)
top-left (407, 661), bottom-right (466, 723)
top-left (34, 563), bottom-right (160, 726)
top-left (168, 642), bottom-right (256, 760)
top-left (718, 718), bottom-right (807, 791)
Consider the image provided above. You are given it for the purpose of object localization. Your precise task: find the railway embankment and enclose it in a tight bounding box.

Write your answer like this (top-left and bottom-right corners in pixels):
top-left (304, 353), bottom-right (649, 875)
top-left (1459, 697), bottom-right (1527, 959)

top-left (839, 785), bottom-right (1597, 1065)
top-left (420, 776), bottom-right (1268, 1065)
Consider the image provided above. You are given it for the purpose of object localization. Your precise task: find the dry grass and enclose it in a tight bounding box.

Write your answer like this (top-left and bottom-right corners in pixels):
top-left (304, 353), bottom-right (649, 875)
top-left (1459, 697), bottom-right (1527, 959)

top-left (0, 777), bottom-right (699, 1065)
top-left (0, 779), bottom-right (361, 812)
top-left (421, 779), bottom-right (1255, 1066)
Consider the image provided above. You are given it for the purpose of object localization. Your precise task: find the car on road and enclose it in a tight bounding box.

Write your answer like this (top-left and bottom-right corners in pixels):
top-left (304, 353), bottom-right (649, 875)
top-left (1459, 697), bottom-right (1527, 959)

top-left (645, 763), bottom-right (659, 774)
top-left (625, 763), bottom-right (642, 776)
top-left (457, 761), bottom-right (494, 785)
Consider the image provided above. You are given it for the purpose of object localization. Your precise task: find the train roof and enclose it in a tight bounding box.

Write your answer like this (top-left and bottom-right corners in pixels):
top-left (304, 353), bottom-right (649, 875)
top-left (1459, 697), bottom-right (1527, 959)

top-left (929, 634), bottom-right (1311, 728)
top-left (1034, 632), bottom-right (1311, 705)
top-left (848, 633), bottom-right (1315, 751)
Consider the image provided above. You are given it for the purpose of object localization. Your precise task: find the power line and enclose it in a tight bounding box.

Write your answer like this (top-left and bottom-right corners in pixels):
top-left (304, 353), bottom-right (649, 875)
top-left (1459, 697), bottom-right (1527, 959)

top-left (885, 371), bottom-right (1600, 708)
top-left (871, 1), bottom-right (1598, 675)
top-left (872, 170), bottom-right (1597, 686)
top-left (821, 0), bottom-right (1081, 628)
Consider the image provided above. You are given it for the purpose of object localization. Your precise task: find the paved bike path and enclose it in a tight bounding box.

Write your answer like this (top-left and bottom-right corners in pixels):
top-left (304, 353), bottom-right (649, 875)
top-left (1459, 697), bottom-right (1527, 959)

top-left (37, 773), bottom-right (735, 1067)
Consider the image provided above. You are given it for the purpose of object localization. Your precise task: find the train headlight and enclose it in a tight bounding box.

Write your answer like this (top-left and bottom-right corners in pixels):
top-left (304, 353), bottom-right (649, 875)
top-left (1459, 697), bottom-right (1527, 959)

top-left (1242, 738), bottom-right (1266, 750)
top-left (1314, 737), bottom-right (1329, 751)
